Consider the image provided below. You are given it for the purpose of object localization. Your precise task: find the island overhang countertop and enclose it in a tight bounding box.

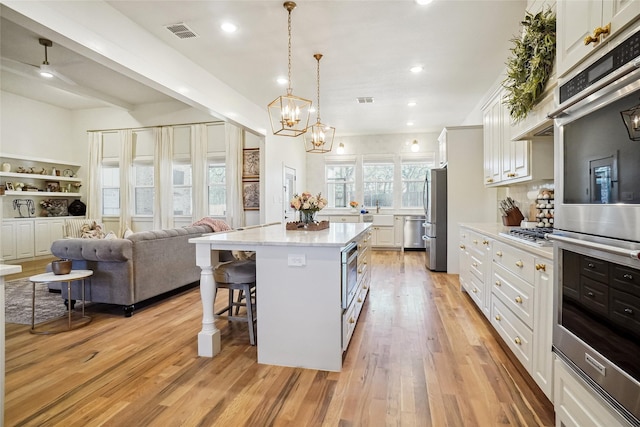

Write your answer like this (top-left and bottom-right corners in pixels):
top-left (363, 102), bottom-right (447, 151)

top-left (189, 222), bottom-right (371, 248)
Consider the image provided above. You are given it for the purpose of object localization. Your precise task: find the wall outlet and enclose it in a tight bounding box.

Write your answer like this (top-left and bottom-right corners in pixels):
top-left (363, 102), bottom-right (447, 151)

top-left (287, 254), bottom-right (306, 267)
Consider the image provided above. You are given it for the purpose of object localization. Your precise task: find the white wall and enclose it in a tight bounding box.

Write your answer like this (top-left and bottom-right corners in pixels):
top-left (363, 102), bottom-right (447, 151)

top-left (263, 134), bottom-right (307, 224)
top-left (1, 91), bottom-right (75, 161)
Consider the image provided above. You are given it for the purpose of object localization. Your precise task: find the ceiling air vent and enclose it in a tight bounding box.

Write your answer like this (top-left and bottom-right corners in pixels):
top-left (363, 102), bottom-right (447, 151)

top-left (165, 23), bottom-right (198, 39)
top-left (356, 97), bottom-right (375, 104)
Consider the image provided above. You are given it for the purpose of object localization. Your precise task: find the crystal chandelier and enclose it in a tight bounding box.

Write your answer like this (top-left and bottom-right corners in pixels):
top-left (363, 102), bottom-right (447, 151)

top-left (304, 53), bottom-right (335, 153)
top-left (267, 1), bottom-right (312, 137)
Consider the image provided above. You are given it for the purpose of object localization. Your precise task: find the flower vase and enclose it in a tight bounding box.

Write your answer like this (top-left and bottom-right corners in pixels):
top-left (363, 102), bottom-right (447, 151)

top-left (300, 210), bottom-right (317, 226)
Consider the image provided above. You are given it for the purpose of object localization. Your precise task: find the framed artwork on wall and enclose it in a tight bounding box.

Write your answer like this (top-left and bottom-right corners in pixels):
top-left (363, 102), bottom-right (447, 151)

top-left (242, 148), bottom-right (260, 179)
top-left (242, 180), bottom-right (260, 210)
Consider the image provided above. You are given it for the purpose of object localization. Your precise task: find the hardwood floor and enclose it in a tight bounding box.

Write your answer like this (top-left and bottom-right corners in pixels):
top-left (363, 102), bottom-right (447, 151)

top-left (5, 251), bottom-right (554, 426)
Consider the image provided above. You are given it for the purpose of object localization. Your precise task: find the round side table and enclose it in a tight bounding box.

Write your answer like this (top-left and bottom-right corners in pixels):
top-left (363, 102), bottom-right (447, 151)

top-left (29, 269), bottom-right (93, 334)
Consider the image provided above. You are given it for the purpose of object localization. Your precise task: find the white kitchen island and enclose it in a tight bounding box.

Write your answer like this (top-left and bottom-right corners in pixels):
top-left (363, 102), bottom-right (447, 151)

top-left (189, 222), bottom-right (371, 371)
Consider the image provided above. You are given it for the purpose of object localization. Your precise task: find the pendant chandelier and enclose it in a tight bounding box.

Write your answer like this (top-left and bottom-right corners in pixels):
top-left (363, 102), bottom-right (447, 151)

top-left (621, 100), bottom-right (640, 141)
top-left (304, 53), bottom-right (335, 153)
top-left (267, 1), bottom-right (312, 138)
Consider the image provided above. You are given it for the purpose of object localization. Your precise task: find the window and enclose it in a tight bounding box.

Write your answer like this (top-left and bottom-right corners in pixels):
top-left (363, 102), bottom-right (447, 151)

top-left (134, 163), bottom-right (154, 215)
top-left (326, 163), bottom-right (355, 208)
top-left (173, 163), bottom-right (192, 216)
top-left (363, 162), bottom-right (394, 207)
top-left (208, 160), bottom-right (226, 216)
top-left (102, 166), bottom-right (120, 216)
top-left (401, 162), bottom-right (429, 208)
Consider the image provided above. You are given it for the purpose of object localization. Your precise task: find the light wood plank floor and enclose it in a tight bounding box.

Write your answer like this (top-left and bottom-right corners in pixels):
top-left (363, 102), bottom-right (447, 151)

top-left (5, 251), bottom-right (554, 426)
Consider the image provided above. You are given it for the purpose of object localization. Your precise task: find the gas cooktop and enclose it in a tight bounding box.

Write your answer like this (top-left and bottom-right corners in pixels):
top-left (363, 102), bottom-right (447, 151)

top-left (499, 227), bottom-right (554, 247)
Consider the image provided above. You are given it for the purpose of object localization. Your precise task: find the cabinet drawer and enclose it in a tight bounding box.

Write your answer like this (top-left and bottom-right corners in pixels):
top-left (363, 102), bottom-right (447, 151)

top-left (491, 297), bottom-right (533, 372)
top-left (492, 263), bottom-right (535, 329)
top-left (464, 272), bottom-right (484, 310)
top-left (610, 289), bottom-right (640, 337)
top-left (493, 241), bottom-right (535, 283)
top-left (469, 252), bottom-right (486, 282)
top-left (342, 299), bottom-right (358, 351)
top-left (581, 256), bottom-right (608, 283)
top-left (580, 276), bottom-right (609, 316)
top-left (611, 264), bottom-right (640, 299)
top-left (465, 230), bottom-right (491, 258)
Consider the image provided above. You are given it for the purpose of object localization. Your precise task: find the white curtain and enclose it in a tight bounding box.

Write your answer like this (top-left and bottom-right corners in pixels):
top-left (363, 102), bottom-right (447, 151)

top-left (86, 132), bottom-right (103, 220)
top-left (154, 127), bottom-right (174, 229)
top-left (225, 123), bottom-right (245, 228)
top-left (191, 124), bottom-right (208, 221)
top-left (118, 129), bottom-right (133, 237)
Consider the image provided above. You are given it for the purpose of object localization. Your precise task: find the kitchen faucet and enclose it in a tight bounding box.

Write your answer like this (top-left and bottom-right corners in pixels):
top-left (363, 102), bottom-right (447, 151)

top-left (376, 200), bottom-right (380, 214)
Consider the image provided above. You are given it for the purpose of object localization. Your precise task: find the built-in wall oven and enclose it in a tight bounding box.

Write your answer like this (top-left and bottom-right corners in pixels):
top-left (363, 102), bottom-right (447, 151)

top-left (549, 20), bottom-right (640, 426)
top-left (341, 241), bottom-right (358, 309)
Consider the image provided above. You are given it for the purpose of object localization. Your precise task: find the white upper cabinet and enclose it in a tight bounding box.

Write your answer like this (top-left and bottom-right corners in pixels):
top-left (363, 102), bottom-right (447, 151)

top-left (557, 0), bottom-right (640, 78)
top-left (482, 88), bottom-right (554, 187)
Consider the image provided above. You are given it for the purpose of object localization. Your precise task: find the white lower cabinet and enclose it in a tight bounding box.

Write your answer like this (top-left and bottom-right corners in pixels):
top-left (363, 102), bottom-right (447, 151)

top-left (459, 225), bottom-right (554, 401)
top-left (459, 228), bottom-right (492, 317)
top-left (1, 218), bottom-right (64, 260)
top-left (1, 222), bottom-right (17, 260)
top-left (342, 229), bottom-right (371, 351)
top-left (15, 221), bottom-right (35, 259)
top-left (34, 219), bottom-right (65, 256)
top-left (554, 356), bottom-right (633, 427)
top-left (371, 225), bottom-right (394, 248)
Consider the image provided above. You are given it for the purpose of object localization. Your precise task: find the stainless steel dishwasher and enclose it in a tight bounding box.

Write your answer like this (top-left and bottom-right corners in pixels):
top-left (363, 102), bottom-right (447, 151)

top-left (403, 215), bottom-right (426, 250)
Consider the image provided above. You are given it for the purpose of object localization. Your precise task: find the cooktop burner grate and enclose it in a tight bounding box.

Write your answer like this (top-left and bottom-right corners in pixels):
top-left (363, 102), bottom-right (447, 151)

top-left (500, 227), bottom-right (554, 247)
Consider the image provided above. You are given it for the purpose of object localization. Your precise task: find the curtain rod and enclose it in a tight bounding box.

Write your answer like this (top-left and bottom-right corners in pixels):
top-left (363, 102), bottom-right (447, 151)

top-left (86, 120), bottom-right (225, 133)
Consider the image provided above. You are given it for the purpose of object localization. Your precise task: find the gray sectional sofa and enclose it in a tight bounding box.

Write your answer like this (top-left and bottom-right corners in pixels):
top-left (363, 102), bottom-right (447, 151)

top-left (49, 225), bottom-right (232, 316)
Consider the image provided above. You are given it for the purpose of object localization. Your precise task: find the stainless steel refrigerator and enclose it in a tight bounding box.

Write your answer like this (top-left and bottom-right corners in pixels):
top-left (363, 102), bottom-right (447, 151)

top-left (422, 167), bottom-right (447, 271)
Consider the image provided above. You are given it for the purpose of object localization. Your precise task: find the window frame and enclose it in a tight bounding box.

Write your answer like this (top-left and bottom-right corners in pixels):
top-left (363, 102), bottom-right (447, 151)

top-left (325, 159), bottom-right (356, 209)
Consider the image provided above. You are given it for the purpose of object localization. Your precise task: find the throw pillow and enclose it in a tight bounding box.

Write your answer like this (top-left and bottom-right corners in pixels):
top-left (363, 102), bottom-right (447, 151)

top-left (65, 218), bottom-right (103, 238)
top-left (123, 227), bottom-right (134, 238)
top-left (104, 231), bottom-right (118, 240)
top-left (81, 221), bottom-right (105, 239)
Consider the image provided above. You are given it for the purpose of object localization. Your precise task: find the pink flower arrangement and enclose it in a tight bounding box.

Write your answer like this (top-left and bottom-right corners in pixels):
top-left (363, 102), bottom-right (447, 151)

top-left (290, 191), bottom-right (327, 212)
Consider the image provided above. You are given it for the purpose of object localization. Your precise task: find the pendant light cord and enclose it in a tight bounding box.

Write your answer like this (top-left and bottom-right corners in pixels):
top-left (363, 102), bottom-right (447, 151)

top-left (316, 55), bottom-right (321, 123)
top-left (286, 7), bottom-right (293, 96)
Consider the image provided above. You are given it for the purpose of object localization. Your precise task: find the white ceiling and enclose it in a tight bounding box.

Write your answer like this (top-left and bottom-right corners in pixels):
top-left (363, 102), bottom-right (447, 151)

top-left (0, 1), bottom-right (528, 136)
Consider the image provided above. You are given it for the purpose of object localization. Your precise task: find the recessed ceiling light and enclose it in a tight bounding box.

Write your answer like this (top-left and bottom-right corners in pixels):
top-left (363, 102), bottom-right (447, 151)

top-left (408, 101), bottom-right (417, 107)
top-left (410, 65), bottom-right (423, 73)
top-left (221, 22), bottom-right (237, 33)
top-left (415, 0), bottom-right (433, 5)
top-left (407, 122), bottom-right (414, 126)
top-left (276, 77), bottom-right (288, 85)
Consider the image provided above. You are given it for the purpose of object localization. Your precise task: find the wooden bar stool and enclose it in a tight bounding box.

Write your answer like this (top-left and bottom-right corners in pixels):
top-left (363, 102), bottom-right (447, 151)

top-left (213, 259), bottom-right (257, 345)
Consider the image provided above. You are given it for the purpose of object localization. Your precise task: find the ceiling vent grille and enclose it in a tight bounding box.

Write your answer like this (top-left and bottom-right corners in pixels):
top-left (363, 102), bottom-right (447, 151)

top-left (165, 23), bottom-right (198, 39)
top-left (356, 97), bottom-right (375, 104)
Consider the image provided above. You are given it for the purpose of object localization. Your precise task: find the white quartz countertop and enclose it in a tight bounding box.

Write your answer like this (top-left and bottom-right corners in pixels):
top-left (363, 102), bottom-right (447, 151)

top-left (189, 223), bottom-right (371, 248)
top-left (460, 223), bottom-right (554, 259)
top-left (0, 264), bottom-right (22, 277)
